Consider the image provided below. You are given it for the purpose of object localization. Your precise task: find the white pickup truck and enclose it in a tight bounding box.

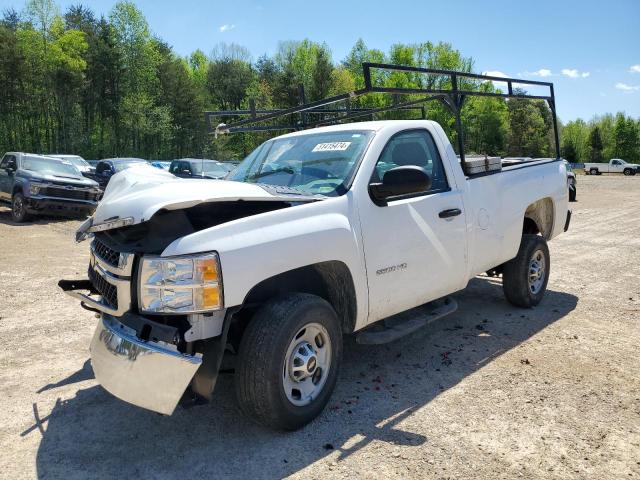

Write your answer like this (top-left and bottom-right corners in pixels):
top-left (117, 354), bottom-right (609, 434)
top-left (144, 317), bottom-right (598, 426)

top-left (60, 120), bottom-right (570, 430)
top-left (585, 158), bottom-right (639, 175)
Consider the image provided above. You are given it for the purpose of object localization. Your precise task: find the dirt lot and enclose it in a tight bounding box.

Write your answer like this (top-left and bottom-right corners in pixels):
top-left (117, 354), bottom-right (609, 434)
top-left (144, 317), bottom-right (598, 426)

top-left (0, 175), bottom-right (638, 479)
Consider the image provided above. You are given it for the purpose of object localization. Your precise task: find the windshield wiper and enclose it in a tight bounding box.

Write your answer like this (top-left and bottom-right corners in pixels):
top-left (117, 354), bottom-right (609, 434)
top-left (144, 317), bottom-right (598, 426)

top-left (248, 166), bottom-right (294, 180)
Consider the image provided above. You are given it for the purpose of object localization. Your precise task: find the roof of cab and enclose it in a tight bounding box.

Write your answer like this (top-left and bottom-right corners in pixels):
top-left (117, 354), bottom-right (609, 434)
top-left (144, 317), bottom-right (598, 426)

top-left (276, 119), bottom-right (438, 139)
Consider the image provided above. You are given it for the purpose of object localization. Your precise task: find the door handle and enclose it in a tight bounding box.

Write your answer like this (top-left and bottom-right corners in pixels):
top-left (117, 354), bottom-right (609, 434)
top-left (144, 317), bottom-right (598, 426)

top-left (439, 208), bottom-right (462, 218)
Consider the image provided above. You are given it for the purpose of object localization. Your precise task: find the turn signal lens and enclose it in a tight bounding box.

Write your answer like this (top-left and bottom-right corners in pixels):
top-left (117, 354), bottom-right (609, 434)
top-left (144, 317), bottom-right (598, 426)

top-left (196, 258), bottom-right (219, 283)
top-left (197, 286), bottom-right (221, 310)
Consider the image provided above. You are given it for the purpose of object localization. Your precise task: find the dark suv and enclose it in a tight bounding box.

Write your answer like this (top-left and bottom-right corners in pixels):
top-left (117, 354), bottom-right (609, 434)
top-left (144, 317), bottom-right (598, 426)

top-left (93, 158), bottom-right (147, 188)
top-left (0, 152), bottom-right (102, 222)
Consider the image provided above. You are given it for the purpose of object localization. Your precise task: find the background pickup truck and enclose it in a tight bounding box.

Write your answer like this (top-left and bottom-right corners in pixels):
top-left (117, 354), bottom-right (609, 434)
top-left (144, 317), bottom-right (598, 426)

top-left (60, 119), bottom-right (570, 430)
top-left (585, 159), bottom-right (639, 175)
top-left (0, 152), bottom-right (101, 222)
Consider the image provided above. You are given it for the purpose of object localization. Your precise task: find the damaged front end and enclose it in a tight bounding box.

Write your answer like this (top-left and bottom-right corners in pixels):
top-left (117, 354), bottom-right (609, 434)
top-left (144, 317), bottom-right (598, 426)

top-left (60, 178), bottom-right (321, 414)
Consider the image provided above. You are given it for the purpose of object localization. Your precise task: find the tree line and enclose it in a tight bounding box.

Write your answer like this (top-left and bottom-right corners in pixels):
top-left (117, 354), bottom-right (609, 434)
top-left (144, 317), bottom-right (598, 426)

top-left (1, 0), bottom-right (638, 162)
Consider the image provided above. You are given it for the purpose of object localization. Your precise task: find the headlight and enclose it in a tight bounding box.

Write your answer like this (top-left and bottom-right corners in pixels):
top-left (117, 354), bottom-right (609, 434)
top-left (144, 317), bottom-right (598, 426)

top-left (29, 183), bottom-right (44, 195)
top-left (138, 253), bottom-right (223, 313)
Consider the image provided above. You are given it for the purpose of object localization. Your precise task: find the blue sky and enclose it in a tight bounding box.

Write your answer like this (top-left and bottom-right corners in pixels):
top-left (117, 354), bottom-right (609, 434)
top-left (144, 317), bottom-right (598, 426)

top-left (2, 0), bottom-right (639, 121)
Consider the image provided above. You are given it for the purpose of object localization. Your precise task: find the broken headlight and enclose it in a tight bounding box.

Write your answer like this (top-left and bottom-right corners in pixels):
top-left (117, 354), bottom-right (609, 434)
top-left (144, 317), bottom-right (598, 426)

top-left (138, 253), bottom-right (223, 313)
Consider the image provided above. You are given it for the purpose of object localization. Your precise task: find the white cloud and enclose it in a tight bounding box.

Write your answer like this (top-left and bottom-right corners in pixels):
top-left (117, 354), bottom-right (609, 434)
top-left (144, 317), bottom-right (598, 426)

top-left (219, 24), bottom-right (235, 33)
top-left (562, 68), bottom-right (590, 78)
top-left (482, 70), bottom-right (508, 78)
top-left (531, 68), bottom-right (553, 77)
top-left (630, 65), bottom-right (640, 73)
top-left (615, 82), bottom-right (640, 92)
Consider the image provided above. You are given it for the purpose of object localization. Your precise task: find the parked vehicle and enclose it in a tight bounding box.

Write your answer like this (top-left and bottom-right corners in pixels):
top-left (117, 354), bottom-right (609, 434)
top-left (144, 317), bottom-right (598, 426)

top-left (0, 152), bottom-right (101, 222)
top-left (60, 119), bottom-right (570, 429)
top-left (150, 160), bottom-right (171, 170)
top-left (93, 158), bottom-right (147, 188)
top-left (169, 158), bottom-right (230, 179)
top-left (584, 159), bottom-right (639, 175)
top-left (564, 160), bottom-right (577, 201)
top-left (47, 154), bottom-right (96, 178)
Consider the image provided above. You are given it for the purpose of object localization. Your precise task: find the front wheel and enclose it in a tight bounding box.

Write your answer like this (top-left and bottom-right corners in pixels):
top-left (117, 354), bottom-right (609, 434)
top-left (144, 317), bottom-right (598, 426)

top-left (235, 293), bottom-right (342, 430)
top-left (502, 234), bottom-right (550, 308)
top-left (623, 168), bottom-right (632, 176)
top-left (11, 193), bottom-right (30, 222)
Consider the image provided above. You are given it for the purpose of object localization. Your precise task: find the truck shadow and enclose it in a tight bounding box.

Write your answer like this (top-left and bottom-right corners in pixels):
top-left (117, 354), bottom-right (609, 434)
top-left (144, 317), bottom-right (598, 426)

top-left (32, 278), bottom-right (577, 479)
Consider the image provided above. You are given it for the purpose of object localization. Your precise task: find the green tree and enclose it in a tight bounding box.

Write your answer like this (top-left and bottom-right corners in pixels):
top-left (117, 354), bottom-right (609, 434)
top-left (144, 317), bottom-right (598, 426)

top-left (588, 125), bottom-right (604, 162)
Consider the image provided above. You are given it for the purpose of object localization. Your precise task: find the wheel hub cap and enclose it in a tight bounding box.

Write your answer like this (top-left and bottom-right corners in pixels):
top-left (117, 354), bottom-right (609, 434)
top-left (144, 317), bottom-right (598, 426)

top-left (283, 323), bottom-right (332, 407)
top-left (528, 249), bottom-right (546, 294)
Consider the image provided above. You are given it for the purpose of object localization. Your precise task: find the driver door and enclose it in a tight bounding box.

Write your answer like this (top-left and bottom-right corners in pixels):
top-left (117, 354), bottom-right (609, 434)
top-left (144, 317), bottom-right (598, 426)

top-left (357, 129), bottom-right (468, 322)
top-left (0, 155), bottom-right (16, 201)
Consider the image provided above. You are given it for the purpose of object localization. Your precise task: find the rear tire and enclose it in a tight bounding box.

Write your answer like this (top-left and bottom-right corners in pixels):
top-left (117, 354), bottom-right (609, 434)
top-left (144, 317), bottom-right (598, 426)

top-left (235, 293), bottom-right (342, 430)
top-left (589, 168), bottom-right (598, 175)
top-left (624, 168), bottom-right (632, 176)
top-left (568, 184), bottom-right (577, 202)
top-left (11, 193), bottom-right (30, 223)
top-left (502, 234), bottom-right (550, 308)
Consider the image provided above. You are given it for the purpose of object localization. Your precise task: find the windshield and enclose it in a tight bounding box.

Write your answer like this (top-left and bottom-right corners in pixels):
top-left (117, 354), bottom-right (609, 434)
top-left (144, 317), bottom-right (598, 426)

top-left (228, 130), bottom-right (374, 196)
top-left (65, 156), bottom-right (89, 168)
top-left (200, 162), bottom-right (228, 175)
top-left (114, 161), bottom-right (146, 172)
top-left (22, 157), bottom-right (80, 177)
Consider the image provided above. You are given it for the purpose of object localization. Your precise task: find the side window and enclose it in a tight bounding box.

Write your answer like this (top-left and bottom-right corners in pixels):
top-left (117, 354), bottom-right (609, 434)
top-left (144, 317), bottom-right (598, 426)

top-left (374, 130), bottom-right (449, 193)
top-left (0, 155), bottom-right (8, 168)
top-left (169, 162), bottom-right (179, 174)
top-left (612, 160), bottom-right (621, 165)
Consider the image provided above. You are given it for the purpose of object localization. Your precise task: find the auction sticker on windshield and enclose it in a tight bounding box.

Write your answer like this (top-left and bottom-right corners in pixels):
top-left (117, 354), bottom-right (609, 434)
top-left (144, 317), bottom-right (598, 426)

top-left (312, 142), bottom-right (351, 152)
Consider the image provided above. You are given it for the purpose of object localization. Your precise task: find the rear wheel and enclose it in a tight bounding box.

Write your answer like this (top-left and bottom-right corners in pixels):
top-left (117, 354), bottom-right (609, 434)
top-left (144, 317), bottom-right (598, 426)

top-left (502, 234), bottom-right (550, 308)
top-left (568, 183), bottom-right (577, 202)
top-left (235, 293), bottom-right (342, 430)
top-left (624, 168), bottom-right (632, 176)
top-left (589, 168), bottom-right (598, 175)
top-left (11, 193), bottom-right (29, 223)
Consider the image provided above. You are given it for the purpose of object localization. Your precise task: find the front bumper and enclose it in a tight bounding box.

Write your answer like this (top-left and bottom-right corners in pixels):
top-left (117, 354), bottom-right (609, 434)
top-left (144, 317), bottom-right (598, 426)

top-left (91, 314), bottom-right (202, 415)
top-left (25, 196), bottom-right (97, 214)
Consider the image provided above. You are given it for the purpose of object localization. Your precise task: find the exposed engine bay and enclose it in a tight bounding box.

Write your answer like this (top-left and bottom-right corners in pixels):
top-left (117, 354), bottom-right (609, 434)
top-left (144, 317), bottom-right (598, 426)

top-left (94, 199), bottom-right (296, 254)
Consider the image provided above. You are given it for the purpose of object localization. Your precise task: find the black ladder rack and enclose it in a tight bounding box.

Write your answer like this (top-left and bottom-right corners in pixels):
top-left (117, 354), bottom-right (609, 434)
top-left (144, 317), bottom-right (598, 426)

top-left (204, 63), bottom-right (560, 175)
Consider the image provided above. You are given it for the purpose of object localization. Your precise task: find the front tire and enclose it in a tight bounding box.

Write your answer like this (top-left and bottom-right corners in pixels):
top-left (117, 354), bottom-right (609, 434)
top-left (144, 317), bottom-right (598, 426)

top-left (502, 234), bottom-right (550, 308)
top-left (11, 193), bottom-right (30, 223)
top-left (624, 168), bottom-right (632, 176)
top-left (235, 293), bottom-right (342, 430)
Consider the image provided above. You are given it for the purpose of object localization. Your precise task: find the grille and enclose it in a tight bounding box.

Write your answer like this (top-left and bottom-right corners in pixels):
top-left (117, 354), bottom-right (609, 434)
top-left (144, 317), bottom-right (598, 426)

top-left (88, 266), bottom-right (118, 310)
top-left (93, 238), bottom-right (120, 268)
top-left (44, 186), bottom-right (95, 201)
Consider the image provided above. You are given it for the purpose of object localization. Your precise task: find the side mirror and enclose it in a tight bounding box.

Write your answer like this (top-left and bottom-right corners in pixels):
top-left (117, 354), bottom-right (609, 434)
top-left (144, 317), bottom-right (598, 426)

top-left (369, 166), bottom-right (431, 205)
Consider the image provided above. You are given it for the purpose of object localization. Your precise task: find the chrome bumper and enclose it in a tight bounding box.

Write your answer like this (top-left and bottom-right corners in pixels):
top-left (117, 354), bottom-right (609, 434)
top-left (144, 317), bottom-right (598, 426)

top-left (91, 314), bottom-right (202, 415)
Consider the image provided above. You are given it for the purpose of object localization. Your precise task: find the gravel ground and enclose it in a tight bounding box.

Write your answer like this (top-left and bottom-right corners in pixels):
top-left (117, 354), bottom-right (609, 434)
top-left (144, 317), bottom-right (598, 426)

top-left (0, 175), bottom-right (638, 479)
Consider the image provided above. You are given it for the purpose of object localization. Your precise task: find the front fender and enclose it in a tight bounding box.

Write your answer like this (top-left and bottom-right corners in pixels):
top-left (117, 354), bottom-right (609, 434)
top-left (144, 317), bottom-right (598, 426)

top-left (162, 194), bottom-right (369, 330)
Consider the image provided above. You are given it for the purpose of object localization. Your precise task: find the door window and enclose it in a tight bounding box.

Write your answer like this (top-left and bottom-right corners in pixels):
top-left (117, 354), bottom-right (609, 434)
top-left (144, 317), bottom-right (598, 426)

top-left (1, 155), bottom-right (15, 169)
top-left (373, 130), bottom-right (449, 194)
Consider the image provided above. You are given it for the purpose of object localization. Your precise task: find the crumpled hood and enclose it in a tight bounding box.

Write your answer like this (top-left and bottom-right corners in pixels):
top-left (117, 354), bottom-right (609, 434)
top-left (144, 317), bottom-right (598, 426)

top-left (90, 165), bottom-right (320, 229)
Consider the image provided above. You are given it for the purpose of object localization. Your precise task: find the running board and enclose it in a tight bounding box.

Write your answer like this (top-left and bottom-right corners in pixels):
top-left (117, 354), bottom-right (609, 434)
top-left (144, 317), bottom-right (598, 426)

top-left (356, 297), bottom-right (458, 345)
